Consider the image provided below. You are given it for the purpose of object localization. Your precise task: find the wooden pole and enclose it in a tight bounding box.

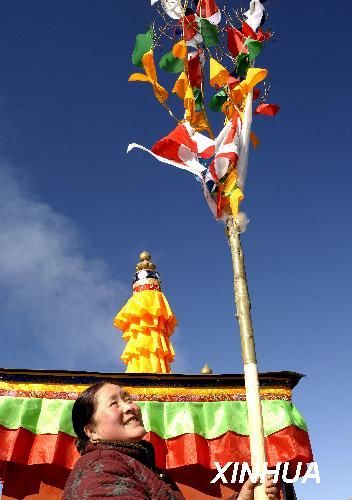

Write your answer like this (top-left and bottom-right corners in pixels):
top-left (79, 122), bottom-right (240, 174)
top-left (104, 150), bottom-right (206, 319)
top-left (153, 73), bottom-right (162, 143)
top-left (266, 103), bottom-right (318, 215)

top-left (226, 216), bottom-right (268, 500)
top-left (224, 83), bottom-right (269, 498)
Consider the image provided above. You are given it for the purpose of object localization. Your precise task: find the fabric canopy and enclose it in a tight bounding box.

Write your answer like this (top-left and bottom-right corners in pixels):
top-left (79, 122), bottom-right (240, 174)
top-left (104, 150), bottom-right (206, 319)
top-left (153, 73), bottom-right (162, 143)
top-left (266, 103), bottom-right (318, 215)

top-left (0, 369), bottom-right (313, 498)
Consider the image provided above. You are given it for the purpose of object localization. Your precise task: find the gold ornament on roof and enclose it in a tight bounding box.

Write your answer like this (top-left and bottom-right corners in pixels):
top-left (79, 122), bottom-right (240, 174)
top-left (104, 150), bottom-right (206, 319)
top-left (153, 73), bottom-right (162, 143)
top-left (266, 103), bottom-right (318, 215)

top-left (201, 363), bottom-right (213, 374)
top-left (136, 251), bottom-right (156, 271)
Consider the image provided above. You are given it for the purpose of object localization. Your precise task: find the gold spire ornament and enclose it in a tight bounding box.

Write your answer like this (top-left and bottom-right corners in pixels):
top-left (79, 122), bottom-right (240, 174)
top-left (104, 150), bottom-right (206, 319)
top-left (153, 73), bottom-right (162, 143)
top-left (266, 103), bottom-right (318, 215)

top-left (200, 363), bottom-right (213, 374)
top-left (114, 252), bottom-right (177, 373)
top-left (136, 251), bottom-right (156, 271)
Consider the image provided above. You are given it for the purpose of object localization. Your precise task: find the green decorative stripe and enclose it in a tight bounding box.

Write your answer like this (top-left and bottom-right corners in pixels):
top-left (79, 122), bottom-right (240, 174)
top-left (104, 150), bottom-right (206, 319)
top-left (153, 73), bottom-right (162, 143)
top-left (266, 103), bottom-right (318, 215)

top-left (0, 397), bottom-right (307, 439)
top-left (0, 398), bottom-right (75, 436)
top-left (140, 401), bottom-right (307, 438)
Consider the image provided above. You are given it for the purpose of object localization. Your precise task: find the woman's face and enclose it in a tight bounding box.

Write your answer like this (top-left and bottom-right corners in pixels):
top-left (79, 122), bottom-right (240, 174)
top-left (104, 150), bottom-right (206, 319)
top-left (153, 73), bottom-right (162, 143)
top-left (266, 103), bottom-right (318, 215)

top-left (85, 383), bottom-right (146, 443)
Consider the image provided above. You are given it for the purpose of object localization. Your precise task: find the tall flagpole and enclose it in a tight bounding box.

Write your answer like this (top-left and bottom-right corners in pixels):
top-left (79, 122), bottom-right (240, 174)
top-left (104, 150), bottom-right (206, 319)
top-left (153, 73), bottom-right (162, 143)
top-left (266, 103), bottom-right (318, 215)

top-left (226, 90), bottom-right (269, 500)
top-left (127, 3), bottom-right (279, 496)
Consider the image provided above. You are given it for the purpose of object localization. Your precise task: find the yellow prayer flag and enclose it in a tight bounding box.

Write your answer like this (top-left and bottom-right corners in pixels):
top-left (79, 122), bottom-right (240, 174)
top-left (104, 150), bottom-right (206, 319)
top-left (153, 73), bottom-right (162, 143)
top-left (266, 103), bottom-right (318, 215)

top-left (230, 84), bottom-right (246, 105)
top-left (245, 68), bottom-right (268, 91)
top-left (184, 84), bottom-right (195, 122)
top-left (172, 39), bottom-right (187, 60)
top-left (222, 169), bottom-right (244, 217)
top-left (210, 58), bottom-right (230, 88)
top-left (222, 100), bottom-right (235, 120)
top-left (191, 111), bottom-right (212, 134)
top-left (226, 67), bottom-right (268, 115)
top-left (128, 50), bottom-right (169, 104)
top-left (172, 71), bottom-right (188, 99)
top-left (229, 188), bottom-right (244, 217)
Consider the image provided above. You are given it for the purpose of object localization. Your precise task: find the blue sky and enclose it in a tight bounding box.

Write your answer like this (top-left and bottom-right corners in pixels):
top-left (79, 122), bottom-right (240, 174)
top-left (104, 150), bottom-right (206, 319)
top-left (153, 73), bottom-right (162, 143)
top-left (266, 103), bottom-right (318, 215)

top-left (0, 1), bottom-right (351, 499)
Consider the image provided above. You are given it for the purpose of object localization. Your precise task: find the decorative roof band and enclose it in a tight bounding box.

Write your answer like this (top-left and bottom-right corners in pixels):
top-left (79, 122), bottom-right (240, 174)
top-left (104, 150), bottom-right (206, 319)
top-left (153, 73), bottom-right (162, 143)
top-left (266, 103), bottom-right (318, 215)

top-left (0, 382), bottom-right (291, 401)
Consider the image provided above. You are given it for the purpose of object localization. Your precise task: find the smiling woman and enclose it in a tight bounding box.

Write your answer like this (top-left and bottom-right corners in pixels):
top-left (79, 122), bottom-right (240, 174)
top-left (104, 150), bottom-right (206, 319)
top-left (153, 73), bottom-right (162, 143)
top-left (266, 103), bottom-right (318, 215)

top-left (63, 382), bottom-right (185, 499)
top-left (81, 384), bottom-right (146, 444)
top-left (62, 381), bottom-right (280, 500)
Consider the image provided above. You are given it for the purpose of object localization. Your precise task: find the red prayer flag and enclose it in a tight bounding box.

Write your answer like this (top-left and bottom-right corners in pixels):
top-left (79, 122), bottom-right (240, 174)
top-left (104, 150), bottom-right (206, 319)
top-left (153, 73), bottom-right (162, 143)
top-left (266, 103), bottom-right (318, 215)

top-left (196, 0), bottom-right (220, 18)
top-left (241, 21), bottom-right (257, 39)
top-left (255, 103), bottom-right (280, 116)
top-left (188, 52), bottom-right (202, 88)
top-left (182, 14), bottom-right (198, 41)
top-left (227, 26), bottom-right (247, 57)
top-left (257, 27), bottom-right (272, 42)
top-left (253, 88), bottom-right (260, 101)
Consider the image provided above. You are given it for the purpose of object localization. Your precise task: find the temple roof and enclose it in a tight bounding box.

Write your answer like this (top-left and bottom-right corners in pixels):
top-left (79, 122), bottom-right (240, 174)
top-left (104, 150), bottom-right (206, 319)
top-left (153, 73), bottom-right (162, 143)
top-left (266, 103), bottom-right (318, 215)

top-left (0, 368), bottom-right (304, 389)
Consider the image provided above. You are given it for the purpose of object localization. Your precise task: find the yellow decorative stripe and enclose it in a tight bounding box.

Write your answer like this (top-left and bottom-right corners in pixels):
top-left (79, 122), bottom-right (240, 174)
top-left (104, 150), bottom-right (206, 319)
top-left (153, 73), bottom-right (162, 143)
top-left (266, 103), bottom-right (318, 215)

top-left (0, 381), bottom-right (291, 401)
top-left (126, 387), bottom-right (291, 397)
top-left (0, 382), bottom-right (91, 393)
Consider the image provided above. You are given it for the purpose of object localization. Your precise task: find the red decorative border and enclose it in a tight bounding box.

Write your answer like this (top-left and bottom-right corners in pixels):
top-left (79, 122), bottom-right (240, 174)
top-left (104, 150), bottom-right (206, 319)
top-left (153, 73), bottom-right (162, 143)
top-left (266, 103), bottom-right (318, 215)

top-left (0, 425), bottom-right (313, 498)
top-left (133, 283), bottom-right (161, 293)
top-left (0, 389), bottom-right (79, 400)
top-left (0, 425), bottom-right (312, 470)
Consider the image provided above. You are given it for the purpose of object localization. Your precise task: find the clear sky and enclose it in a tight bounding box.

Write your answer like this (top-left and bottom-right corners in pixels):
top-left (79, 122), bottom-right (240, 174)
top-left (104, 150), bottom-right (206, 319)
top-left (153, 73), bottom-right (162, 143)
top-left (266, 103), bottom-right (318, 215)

top-left (0, 1), bottom-right (350, 499)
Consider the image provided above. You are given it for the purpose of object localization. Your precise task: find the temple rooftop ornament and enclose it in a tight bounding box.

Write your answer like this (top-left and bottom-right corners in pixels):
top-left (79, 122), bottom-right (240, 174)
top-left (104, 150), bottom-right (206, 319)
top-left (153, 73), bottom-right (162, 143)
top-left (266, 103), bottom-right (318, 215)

top-left (136, 251), bottom-right (156, 271)
top-left (114, 251), bottom-right (177, 373)
top-left (201, 363), bottom-right (213, 374)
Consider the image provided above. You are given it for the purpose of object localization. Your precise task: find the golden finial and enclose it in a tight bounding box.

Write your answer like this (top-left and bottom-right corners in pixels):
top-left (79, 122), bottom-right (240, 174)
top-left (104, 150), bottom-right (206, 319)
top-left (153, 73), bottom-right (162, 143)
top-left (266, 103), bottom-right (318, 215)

top-left (201, 363), bottom-right (213, 374)
top-left (136, 251), bottom-right (157, 271)
top-left (140, 251), bottom-right (151, 261)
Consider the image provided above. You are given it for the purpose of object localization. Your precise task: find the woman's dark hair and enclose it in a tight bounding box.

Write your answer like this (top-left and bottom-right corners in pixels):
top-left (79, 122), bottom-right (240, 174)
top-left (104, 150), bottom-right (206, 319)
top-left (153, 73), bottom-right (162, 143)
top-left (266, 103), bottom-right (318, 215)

top-left (72, 381), bottom-right (119, 454)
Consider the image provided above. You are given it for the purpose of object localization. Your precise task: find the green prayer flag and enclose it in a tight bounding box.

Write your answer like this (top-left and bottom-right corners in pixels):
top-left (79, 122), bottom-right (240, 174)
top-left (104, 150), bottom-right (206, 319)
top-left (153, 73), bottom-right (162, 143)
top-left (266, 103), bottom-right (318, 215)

top-left (193, 88), bottom-right (204, 111)
top-left (209, 89), bottom-right (227, 112)
top-left (245, 39), bottom-right (262, 63)
top-left (235, 53), bottom-right (250, 78)
top-left (132, 28), bottom-right (153, 68)
top-left (159, 51), bottom-right (184, 73)
top-left (199, 19), bottom-right (219, 48)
